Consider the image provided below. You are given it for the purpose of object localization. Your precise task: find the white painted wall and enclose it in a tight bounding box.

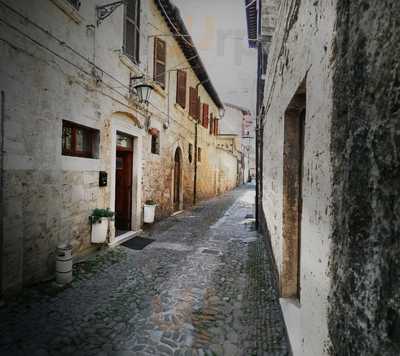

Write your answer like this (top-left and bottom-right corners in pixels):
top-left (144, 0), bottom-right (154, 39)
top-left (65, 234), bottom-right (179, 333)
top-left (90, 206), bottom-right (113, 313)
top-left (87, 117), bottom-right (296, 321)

top-left (261, 0), bottom-right (337, 354)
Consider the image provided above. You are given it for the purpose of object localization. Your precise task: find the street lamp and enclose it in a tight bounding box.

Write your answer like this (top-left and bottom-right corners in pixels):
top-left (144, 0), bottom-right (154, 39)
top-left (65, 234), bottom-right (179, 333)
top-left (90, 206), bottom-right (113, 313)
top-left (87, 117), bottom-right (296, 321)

top-left (133, 83), bottom-right (154, 105)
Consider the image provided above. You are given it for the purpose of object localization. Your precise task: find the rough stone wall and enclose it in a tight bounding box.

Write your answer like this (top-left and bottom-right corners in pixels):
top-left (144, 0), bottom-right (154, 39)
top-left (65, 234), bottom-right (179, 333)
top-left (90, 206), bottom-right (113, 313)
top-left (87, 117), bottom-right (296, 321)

top-left (329, 1), bottom-right (400, 355)
top-left (261, 0), bottom-right (336, 354)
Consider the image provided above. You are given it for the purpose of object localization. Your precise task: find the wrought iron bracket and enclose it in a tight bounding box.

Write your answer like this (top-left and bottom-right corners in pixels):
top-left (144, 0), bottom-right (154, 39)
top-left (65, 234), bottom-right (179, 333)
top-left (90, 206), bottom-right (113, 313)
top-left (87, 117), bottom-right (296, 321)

top-left (129, 75), bottom-right (145, 94)
top-left (96, 1), bottom-right (125, 26)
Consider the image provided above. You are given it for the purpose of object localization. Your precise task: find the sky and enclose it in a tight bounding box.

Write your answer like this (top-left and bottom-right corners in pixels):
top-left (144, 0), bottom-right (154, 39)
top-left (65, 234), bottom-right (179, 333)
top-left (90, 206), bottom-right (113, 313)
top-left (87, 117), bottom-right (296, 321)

top-left (172, 0), bottom-right (258, 114)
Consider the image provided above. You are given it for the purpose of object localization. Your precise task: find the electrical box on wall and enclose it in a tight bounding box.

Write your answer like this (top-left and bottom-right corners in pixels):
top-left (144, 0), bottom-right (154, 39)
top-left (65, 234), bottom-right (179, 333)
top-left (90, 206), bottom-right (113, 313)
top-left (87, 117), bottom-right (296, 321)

top-left (99, 171), bottom-right (107, 187)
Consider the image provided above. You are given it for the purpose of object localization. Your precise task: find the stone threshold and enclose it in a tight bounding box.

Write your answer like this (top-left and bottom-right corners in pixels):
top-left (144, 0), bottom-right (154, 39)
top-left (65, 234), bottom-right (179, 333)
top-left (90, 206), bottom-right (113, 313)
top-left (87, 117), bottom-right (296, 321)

top-left (109, 230), bottom-right (143, 248)
top-left (171, 210), bottom-right (184, 216)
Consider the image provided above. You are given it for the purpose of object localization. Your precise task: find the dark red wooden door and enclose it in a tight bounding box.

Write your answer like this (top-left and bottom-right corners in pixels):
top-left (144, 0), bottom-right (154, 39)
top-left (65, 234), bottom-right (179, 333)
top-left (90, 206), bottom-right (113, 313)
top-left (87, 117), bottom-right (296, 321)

top-left (115, 149), bottom-right (133, 231)
top-left (174, 150), bottom-right (181, 211)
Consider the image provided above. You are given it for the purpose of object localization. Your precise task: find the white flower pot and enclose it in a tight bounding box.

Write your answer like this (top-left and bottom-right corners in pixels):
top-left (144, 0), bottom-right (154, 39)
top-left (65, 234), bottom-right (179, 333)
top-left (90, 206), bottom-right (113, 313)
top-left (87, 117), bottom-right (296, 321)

top-left (91, 218), bottom-right (109, 243)
top-left (144, 204), bottom-right (156, 224)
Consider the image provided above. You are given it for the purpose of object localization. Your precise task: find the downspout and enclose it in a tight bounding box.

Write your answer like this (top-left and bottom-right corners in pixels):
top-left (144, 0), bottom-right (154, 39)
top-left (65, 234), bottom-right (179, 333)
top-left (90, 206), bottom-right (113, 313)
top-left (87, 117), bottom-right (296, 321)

top-left (0, 91), bottom-right (5, 297)
top-left (255, 112), bottom-right (260, 229)
top-left (193, 118), bottom-right (198, 205)
top-left (193, 80), bottom-right (209, 205)
top-left (167, 70), bottom-right (171, 127)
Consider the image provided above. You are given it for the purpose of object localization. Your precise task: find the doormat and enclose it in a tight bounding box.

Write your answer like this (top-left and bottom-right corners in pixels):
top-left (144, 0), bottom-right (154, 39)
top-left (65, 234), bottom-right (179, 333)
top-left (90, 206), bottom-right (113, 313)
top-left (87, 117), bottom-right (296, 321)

top-left (121, 237), bottom-right (155, 250)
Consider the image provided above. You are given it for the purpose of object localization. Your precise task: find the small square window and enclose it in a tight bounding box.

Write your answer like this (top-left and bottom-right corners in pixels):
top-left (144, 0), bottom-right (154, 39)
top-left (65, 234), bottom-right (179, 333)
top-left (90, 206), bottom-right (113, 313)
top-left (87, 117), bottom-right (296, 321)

top-left (151, 132), bottom-right (160, 155)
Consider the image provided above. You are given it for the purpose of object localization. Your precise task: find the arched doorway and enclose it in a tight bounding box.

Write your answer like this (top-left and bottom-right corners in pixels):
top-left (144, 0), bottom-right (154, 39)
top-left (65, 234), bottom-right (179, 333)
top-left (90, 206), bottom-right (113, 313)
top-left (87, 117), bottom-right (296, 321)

top-left (173, 147), bottom-right (182, 211)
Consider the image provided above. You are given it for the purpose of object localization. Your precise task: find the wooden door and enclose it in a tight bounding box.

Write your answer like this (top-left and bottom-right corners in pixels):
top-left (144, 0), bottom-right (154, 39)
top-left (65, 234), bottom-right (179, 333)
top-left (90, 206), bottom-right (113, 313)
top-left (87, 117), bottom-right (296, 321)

top-left (174, 149), bottom-right (181, 211)
top-left (115, 149), bottom-right (133, 231)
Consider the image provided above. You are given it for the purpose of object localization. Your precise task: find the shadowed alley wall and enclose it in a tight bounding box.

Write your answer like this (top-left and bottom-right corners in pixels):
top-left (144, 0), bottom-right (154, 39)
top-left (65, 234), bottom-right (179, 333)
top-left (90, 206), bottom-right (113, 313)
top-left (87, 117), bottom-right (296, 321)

top-left (329, 1), bottom-right (400, 354)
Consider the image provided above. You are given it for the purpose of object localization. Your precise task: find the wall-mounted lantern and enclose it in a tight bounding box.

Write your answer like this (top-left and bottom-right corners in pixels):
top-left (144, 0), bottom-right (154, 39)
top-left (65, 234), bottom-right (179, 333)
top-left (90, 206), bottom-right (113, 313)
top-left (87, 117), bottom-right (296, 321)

top-left (129, 75), bottom-right (154, 106)
top-left (134, 83), bottom-right (154, 105)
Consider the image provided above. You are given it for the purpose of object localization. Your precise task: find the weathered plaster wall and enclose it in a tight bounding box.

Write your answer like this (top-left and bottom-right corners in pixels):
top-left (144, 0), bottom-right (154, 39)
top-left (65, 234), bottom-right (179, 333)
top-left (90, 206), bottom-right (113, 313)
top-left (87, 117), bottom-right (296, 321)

top-left (329, 1), bottom-right (400, 355)
top-left (220, 105), bottom-right (244, 143)
top-left (261, 0), bottom-right (336, 354)
top-left (0, 0), bottom-right (235, 295)
top-left (0, 0), bottom-right (143, 292)
top-left (143, 0), bottom-right (226, 217)
top-left (216, 148), bottom-right (239, 194)
top-left (0, 0), bottom-right (138, 292)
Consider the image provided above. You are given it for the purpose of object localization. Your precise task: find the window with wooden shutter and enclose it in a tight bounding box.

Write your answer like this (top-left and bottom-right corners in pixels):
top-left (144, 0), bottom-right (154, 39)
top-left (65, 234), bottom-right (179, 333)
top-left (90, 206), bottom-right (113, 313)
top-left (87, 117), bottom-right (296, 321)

top-left (209, 113), bottom-right (214, 134)
top-left (124, 0), bottom-right (140, 63)
top-left (214, 118), bottom-right (219, 135)
top-left (202, 103), bottom-right (209, 128)
top-left (154, 37), bottom-right (166, 88)
top-left (176, 70), bottom-right (187, 108)
top-left (189, 87), bottom-right (197, 119)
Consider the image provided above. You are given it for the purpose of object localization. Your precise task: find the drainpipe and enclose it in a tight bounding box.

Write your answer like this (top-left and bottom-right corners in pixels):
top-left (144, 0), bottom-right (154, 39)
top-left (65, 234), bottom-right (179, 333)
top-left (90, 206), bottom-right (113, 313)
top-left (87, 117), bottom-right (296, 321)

top-left (167, 70), bottom-right (172, 128)
top-left (0, 91), bottom-right (5, 297)
top-left (193, 80), bottom-right (209, 205)
top-left (255, 114), bottom-right (260, 229)
top-left (193, 119), bottom-right (198, 205)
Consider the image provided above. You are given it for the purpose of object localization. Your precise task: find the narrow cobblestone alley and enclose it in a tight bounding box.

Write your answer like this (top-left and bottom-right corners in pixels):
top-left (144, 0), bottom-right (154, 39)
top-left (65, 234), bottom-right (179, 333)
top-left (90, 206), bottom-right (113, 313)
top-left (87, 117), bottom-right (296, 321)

top-left (0, 184), bottom-right (289, 356)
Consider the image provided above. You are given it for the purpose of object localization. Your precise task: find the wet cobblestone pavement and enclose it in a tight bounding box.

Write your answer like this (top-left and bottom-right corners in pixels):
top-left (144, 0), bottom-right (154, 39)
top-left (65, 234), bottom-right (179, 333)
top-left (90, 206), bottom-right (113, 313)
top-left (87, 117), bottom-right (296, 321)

top-left (0, 184), bottom-right (290, 356)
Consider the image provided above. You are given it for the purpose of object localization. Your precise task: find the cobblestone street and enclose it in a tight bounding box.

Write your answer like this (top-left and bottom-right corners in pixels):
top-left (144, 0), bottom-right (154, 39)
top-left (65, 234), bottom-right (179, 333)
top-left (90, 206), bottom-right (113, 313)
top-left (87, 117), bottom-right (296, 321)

top-left (0, 184), bottom-right (289, 356)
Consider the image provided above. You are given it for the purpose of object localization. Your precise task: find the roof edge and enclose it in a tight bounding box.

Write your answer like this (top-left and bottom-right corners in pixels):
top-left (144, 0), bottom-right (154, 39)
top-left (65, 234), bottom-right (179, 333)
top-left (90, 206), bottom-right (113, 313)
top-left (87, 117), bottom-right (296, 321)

top-left (155, 0), bottom-right (224, 109)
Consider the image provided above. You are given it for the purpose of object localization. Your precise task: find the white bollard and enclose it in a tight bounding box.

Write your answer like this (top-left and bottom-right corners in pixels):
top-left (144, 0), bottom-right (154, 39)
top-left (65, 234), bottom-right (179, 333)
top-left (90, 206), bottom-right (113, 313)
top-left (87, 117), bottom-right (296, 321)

top-left (55, 244), bottom-right (73, 285)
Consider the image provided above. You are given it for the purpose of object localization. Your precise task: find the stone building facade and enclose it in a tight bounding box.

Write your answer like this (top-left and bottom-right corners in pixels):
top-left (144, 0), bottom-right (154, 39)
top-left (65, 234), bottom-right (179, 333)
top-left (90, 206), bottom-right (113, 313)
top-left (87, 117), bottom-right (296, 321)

top-left (0, 0), bottom-right (239, 296)
top-left (220, 103), bottom-right (256, 183)
top-left (248, 0), bottom-right (400, 355)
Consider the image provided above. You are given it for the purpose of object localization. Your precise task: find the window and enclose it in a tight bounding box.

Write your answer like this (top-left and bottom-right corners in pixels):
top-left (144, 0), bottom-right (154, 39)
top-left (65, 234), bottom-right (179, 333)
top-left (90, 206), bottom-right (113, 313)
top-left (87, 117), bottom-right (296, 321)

top-left (62, 121), bottom-right (99, 158)
top-left (202, 103), bottom-right (209, 128)
top-left (124, 0), bottom-right (140, 63)
top-left (176, 70), bottom-right (187, 108)
top-left (189, 87), bottom-right (199, 120)
top-left (197, 147), bottom-right (202, 162)
top-left (214, 118), bottom-right (219, 135)
top-left (209, 113), bottom-right (214, 135)
top-left (154, 37), bottom-right (166, 88)
top-left (188, 143), bottom-right (193, 163)
top-left (150, 130), bottom-right (160, 155)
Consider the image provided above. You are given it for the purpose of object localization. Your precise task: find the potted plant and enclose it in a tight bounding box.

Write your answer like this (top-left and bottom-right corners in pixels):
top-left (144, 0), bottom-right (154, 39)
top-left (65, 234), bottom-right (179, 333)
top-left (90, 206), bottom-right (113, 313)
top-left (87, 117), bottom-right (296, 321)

top-left (144, 200), bottom-right (157, 224)
top-left (90, 208), bottom-right (114, 243)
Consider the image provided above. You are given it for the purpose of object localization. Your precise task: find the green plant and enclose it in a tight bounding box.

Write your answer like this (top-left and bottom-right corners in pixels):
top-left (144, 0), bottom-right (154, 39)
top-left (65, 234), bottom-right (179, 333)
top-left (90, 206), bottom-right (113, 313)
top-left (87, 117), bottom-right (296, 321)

top-left (145, 200), bottom-right (156, 205)
top-left (90, 208), bottom-right (114, 224)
